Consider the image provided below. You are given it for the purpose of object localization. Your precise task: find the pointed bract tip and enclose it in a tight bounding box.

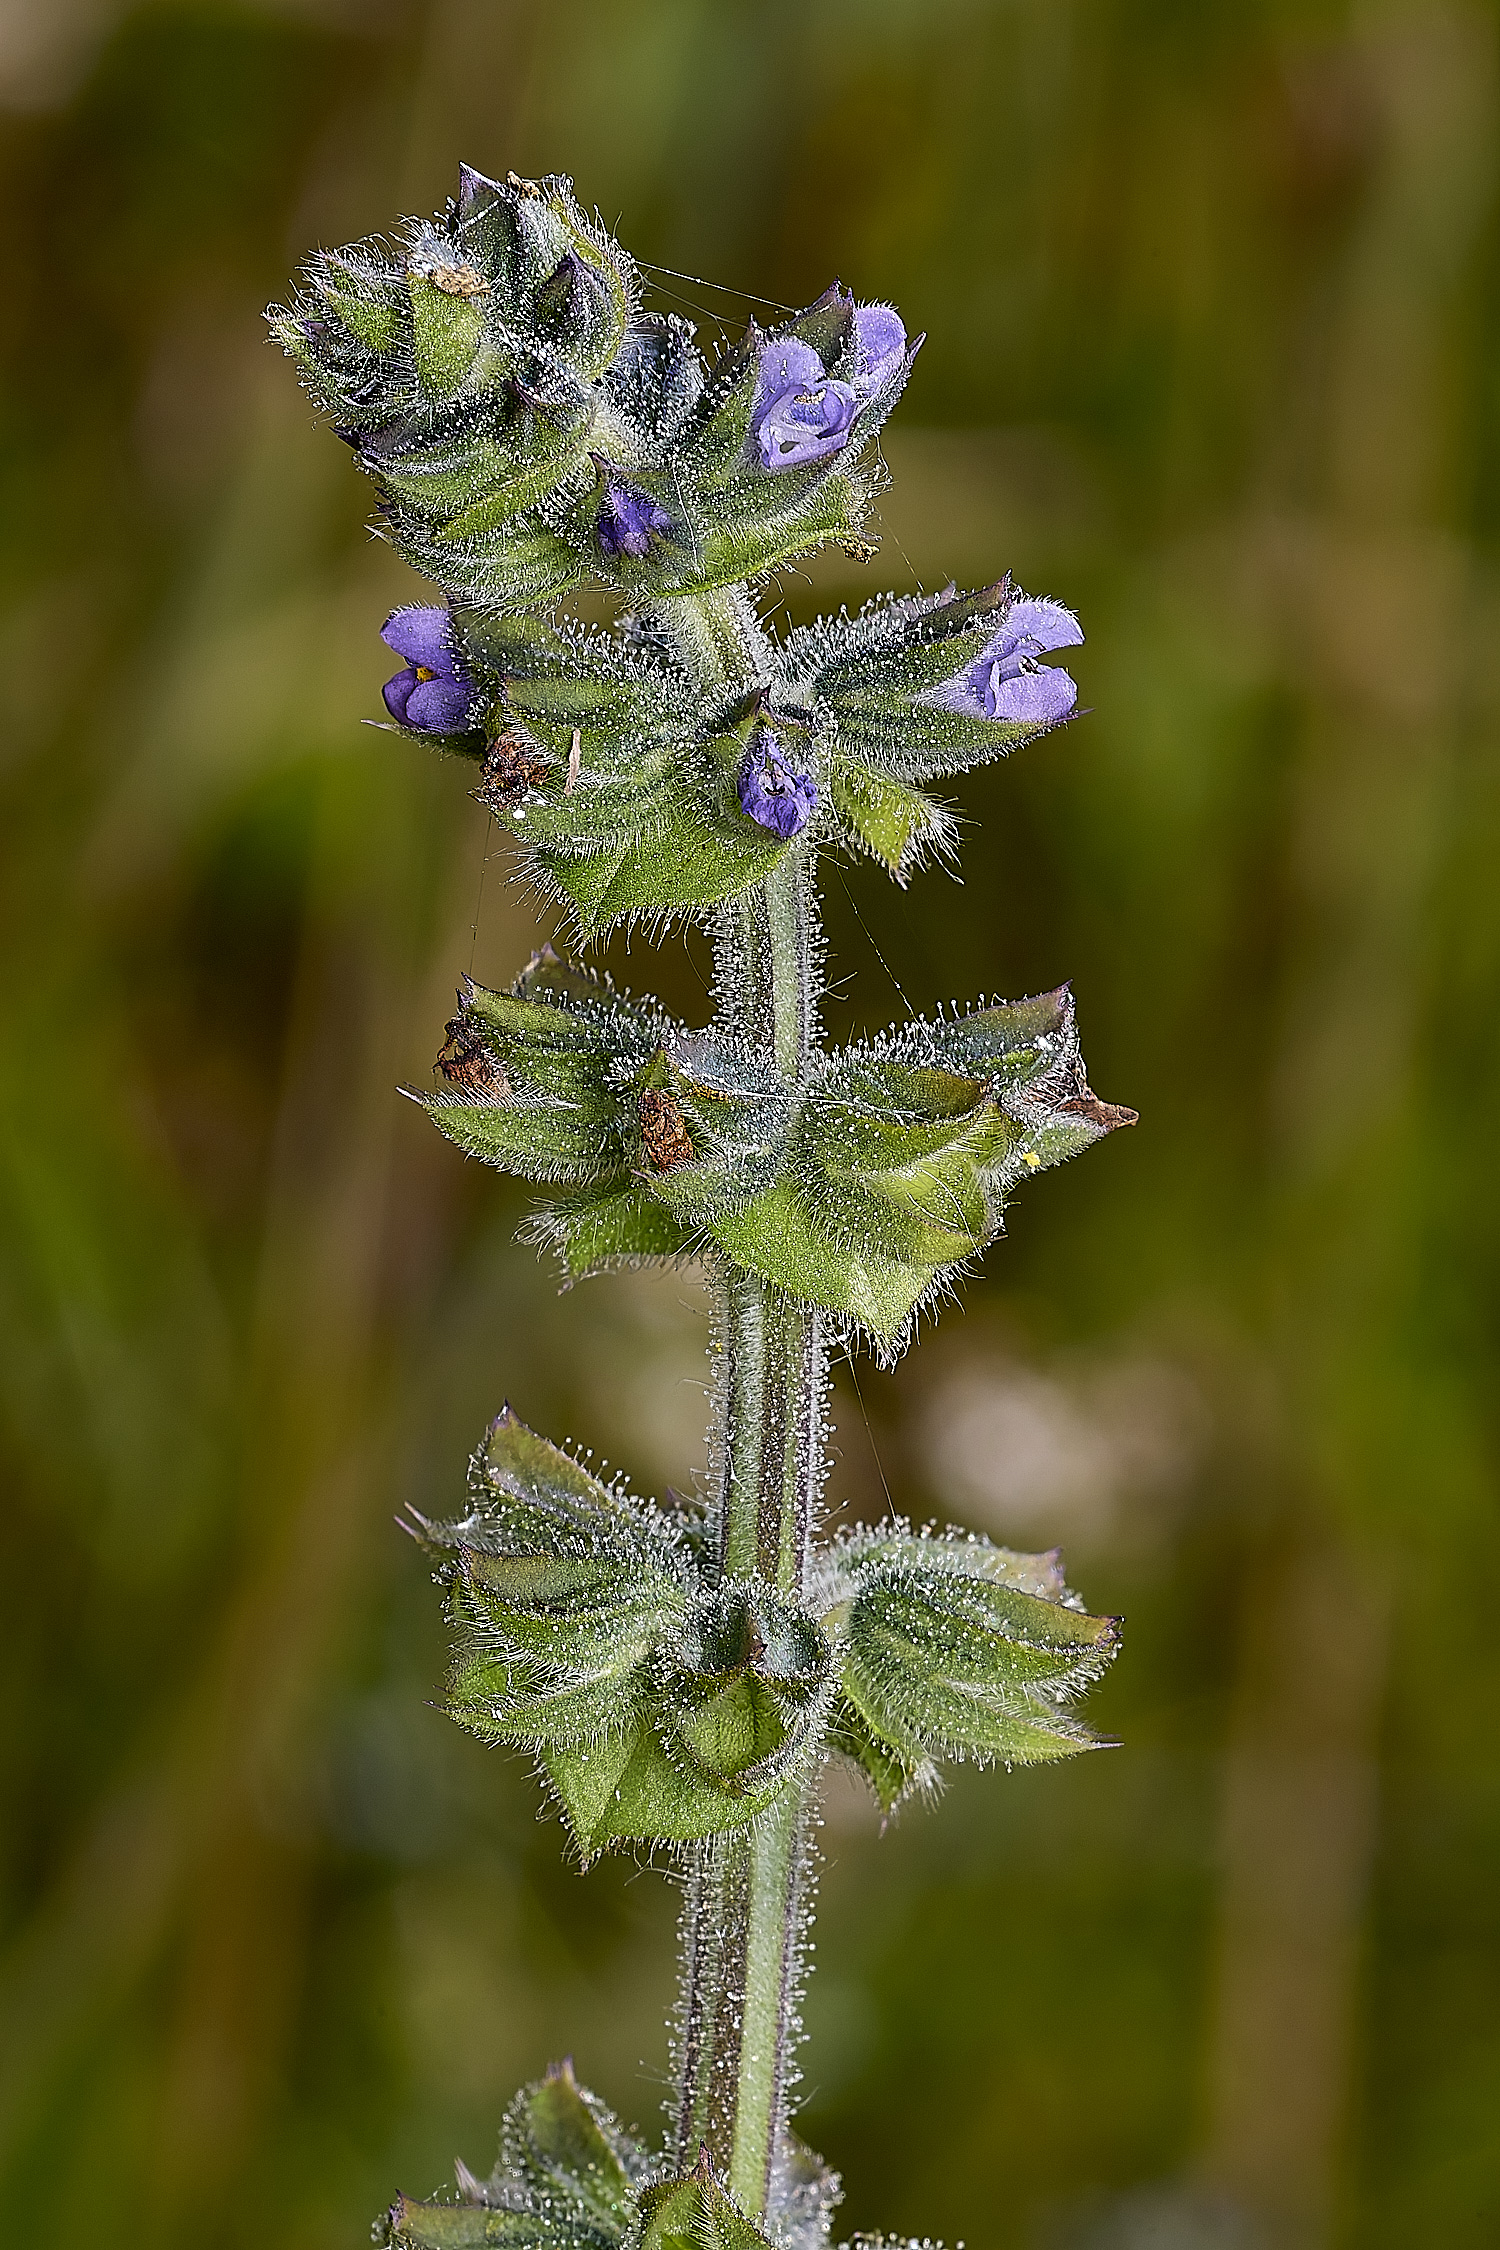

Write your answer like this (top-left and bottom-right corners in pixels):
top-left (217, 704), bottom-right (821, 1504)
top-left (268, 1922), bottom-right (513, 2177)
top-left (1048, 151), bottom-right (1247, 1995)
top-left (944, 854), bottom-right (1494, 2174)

top-left (1058, 1094), bottom-right (1138, 1132)
top-left (454, 2155), bottom-right (488, 2205)
top-left (694, 2143), bottom-right (716, 2183)
top-left (457, 160), bottom-right (504, 207)
top-left (546, 2054), bottom-right (579, 2086)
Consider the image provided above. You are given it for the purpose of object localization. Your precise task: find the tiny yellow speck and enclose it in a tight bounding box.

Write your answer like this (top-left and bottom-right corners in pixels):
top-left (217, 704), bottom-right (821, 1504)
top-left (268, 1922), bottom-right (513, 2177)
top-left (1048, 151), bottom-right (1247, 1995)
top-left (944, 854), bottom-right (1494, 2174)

top-left (1022, 1151), bottom-right (1041, 1169)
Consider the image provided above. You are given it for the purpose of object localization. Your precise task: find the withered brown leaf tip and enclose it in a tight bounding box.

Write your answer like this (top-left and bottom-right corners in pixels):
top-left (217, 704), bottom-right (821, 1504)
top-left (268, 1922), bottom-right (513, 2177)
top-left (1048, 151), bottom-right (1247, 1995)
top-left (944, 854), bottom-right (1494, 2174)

top-left (1057, 1093), bottom-right (1139, 1131)
top-left (638, 1086), bottom-right (694, 1171)
top-left (481, 733), bottom-right (549, 798)
top-left (436, 1015), bottom-right (510, 1096)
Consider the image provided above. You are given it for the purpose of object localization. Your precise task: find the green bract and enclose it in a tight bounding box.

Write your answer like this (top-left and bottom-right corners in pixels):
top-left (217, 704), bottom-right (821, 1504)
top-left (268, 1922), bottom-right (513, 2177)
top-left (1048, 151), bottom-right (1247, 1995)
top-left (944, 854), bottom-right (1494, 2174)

top-left (819, 1524), bottom-right (1121, 1810)
top-left (408, 1408), bottom-right (1118, 1855)
top-left (408, 604), bottom-right (968, 930)
top-left (384, 2070), bottom-right (840, 2250)
top-left (415, 949), bottom-right (1134, 1354)
top-left (271, 173), bottom-right (915, 616)
top-left (383, 2060), bottom-right (657, 2249)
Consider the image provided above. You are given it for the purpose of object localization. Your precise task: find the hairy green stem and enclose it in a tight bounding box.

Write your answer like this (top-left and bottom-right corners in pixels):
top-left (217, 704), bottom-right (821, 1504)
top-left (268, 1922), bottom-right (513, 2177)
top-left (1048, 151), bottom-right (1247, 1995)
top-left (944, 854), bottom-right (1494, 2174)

top-left (661, 592), bottom-right (827, 2216)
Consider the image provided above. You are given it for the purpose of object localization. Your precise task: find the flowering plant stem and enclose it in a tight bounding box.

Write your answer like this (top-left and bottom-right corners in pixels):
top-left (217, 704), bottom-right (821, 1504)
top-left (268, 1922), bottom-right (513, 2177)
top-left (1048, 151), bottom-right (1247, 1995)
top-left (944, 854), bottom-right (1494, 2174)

top-left (666, 591), bottom-right (826, 2212)
top-left (274, 171), bottom-right (1133, 2250)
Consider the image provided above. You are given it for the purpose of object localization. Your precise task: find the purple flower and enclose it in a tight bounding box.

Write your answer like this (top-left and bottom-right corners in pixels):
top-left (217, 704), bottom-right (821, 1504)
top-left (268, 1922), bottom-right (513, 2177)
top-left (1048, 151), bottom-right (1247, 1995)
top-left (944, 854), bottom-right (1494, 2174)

top-left (381, 606), bottom-right (475, 732)
top-left (923, 595), bottom-right (1084, 728)
top-left (738, 733), bottom-right (818, 839)
top-left (752, 337), bottom-right (858, 471)
top-left (751, 297), bottom-right (910, 473)
top-left (853, 303), bottom-right (907, 397)
top-left (598, 481), bottom-right (673, 559)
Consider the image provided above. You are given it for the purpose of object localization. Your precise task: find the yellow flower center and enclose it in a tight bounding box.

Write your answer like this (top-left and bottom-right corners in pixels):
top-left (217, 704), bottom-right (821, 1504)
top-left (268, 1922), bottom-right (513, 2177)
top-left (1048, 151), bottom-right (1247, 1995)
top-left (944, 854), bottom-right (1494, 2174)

top-left (415, 665), bottom-right (437, 682)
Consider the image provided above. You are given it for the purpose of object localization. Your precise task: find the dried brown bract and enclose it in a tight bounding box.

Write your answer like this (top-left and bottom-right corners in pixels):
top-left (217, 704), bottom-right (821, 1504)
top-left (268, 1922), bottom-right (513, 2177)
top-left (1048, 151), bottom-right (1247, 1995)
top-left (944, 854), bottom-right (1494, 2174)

top-left (638, 1086), bottom-right (694, 1171)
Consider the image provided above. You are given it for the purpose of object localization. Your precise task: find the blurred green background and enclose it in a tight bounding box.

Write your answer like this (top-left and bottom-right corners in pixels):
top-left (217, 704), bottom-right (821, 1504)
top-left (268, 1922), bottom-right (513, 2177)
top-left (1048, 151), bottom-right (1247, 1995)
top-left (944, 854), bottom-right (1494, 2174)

top-left (3, 3), bottom-right (1498, 2246)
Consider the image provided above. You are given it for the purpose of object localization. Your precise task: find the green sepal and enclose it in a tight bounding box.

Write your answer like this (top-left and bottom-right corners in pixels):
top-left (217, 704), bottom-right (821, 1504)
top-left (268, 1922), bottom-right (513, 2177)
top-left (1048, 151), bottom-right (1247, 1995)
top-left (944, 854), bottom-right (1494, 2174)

top-left (272, 169), bottom-right (639, 602)
top-left (408, 267), bottom-right (485, 393)
top-left (787, 579), bottom-right (1079, 783)
top-left (452, 630), bottom-right (806, 934)
top-left (368, 401), bottom-right (598, 537)
top-left (693, 1003), bottom-right (1126, 1348)
top-left (541, 1704), bottom-right (810, 1853)
top-left (317, 271), bottom-right (400, 353)
top-left (506, 2060), bottom-right (642, 2229)
top-left (559, 287), bottom-right (917, 602)
top-left (512, 704), bottom-right (813, 940)
top-left (530, 1182), bottom-right (699, 1276)
top-left (802, 1064), bottom-right (1014, 1266)
top-left (825, 1523), bottom-right (1121, 1780)
top-left (382, 2063), bottom-right (649, 2250)
top-left (460, 611), bottom-right (701, 774)
top-left (445, 1541), bottom-right (681, 1751)
top-left (417, 1408), bottom-right (835, 1853)
top-left (518, 769), bottom-right (790, 940)
top-left (411, 1405), bottom-right (687, 1579)
top-left (403, 505), bottom-right (587, 613)
top-left (416, 955), bottom-right (665, 1186)
top-left (710, 1178), bottom-right (939, 1347)
top-left (541, 1722), bottom-right (735, 1853)
top-left (635, 2159), bottom-right (775, 2250)
top-left (544, 1581), bottom-right (833, 1853)
top-left (421, 952), bottom-right (1133, 1352)
top-left (665, 1581), bottom-right (833, 1786)
top-left (384, 2198), bottom-right (543, 2248)
top-left (828, 752), bottom-right (956, 880)
top-left (825, 1694), bottom-right (931, 1815)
